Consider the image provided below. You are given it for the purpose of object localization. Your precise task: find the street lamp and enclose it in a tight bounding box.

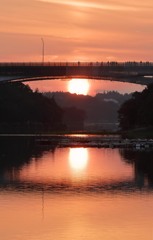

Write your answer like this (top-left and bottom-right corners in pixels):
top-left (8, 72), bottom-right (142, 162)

top-left (41, 37), bottom-right (44, 64)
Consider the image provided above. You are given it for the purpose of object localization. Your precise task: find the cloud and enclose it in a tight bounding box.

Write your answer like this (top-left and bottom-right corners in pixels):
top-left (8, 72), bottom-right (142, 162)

top-left (1, 0), bottom-right (153, 61)
top-left (37, 0), bottom-right (139, 11)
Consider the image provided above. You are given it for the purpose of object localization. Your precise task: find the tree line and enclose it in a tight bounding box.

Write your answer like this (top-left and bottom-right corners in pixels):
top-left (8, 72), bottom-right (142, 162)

top-left (1, 81), bottom-right (149, 134)
top-left (0, 83), bottom-right (64, 133)
top-left (44, 91), bottom-right (131, 128)
top-left (0, 82), bottom-right (87, 133)
top-left (118, 83), bottom-right (153, 131)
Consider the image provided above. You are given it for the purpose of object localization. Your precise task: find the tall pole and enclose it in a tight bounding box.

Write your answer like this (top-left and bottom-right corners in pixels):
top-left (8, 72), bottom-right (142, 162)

top-left (41, 37), bottom-right (44, 64)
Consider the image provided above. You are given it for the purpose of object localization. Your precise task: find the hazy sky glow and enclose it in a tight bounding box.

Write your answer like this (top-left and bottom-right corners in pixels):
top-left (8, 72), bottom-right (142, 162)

top-left (1, 0), bottom-right (153, 62)
top-left (27, 79), bottom-right (145, 95)
top-left (0, 0), bottom-right (151, 93)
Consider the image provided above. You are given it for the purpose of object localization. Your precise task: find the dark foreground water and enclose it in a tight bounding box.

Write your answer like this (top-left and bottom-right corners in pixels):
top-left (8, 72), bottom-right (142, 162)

top-left (0, 136), bottom-right (153, 240)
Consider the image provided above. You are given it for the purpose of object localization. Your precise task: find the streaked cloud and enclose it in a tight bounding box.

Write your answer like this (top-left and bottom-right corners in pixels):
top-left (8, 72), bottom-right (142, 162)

top-left (37, 0), bottom-right (140, 11)
top-left (0, 0), bottom-right (153, 61)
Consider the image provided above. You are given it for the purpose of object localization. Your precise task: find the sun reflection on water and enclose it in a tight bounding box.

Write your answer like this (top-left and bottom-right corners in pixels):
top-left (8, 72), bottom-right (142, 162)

top-left (69, 148), bottom-right (88, 172)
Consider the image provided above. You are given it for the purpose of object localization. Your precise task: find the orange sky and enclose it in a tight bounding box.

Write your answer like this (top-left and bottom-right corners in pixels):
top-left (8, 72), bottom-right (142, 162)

top-left (1, 0), bottom-right (153, 62)
top-left (0, 0), bottom-right (151, 93)
top-left (27, 79), bottom-right (145, 95)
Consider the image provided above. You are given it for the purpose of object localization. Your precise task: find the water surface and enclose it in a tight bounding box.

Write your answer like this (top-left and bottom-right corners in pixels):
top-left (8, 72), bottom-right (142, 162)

top-left (0, 137), bottom-right (153, 240)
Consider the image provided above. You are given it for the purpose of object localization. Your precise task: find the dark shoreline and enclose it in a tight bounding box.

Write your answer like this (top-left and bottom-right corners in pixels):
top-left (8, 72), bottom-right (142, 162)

top-left (0, 133), bottom-right (153, 149)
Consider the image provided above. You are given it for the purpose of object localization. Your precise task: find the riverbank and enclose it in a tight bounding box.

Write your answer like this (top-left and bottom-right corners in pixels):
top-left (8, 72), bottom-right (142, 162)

top-left (121, 127), bottom-right (153, 139)
top-left (1, 131), bottom-right (153, 149)
top-left (34, 134), bottom-right (153, 149)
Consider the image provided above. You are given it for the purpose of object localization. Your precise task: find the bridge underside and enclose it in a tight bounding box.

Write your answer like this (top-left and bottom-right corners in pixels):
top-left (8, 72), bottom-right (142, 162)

top-left (1, 75), bottom-right (153, 86)
top-left (1, 63), bottom-right (153, 85)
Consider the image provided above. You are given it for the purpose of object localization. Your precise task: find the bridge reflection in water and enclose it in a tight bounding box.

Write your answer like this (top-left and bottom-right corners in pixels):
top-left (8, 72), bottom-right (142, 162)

top-left (0, 61), bottom-right (153, 84)
top-left (1, 136), bottom-right (153, 192)
top-left (1, 137), bottom-right (153, 240)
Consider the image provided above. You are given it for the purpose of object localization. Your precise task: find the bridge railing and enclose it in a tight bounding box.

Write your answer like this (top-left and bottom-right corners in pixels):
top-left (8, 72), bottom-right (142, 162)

top-left (0, 61), bottom-right (153, 67)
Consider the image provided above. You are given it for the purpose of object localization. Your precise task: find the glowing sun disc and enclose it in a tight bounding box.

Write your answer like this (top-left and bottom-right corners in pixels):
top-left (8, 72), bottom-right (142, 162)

top-left (68, 79), bottom-right (90, 95)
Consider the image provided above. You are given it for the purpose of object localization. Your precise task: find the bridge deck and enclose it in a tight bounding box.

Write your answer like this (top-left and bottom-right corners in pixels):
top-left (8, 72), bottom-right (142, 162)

top-left (0, 62), bottom-right (153, 85)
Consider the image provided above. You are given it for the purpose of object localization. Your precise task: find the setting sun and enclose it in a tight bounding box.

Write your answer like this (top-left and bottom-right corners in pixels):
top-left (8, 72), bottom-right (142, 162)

top-left (68, 79), bottom-right (90, 95)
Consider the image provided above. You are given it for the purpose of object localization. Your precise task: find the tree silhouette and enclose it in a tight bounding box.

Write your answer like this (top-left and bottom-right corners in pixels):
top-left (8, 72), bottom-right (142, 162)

top-left (118, 84), bottom-right (153, 130)
top-left (0, 83), bottom-right (64, 133)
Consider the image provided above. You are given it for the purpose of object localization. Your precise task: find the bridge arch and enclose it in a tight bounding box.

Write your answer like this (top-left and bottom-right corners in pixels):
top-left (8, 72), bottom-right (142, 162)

top-left (0, 62), bottom-right (153, 85)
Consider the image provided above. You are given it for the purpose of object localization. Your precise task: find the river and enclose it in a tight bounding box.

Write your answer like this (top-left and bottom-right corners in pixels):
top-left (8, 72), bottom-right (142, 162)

top-left (0, 136), bottom-right (153, 240)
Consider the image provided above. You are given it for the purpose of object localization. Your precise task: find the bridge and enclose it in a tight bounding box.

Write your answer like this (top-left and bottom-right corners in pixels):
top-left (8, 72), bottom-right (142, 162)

top-left (1, 61), bottom-right (153, 85)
